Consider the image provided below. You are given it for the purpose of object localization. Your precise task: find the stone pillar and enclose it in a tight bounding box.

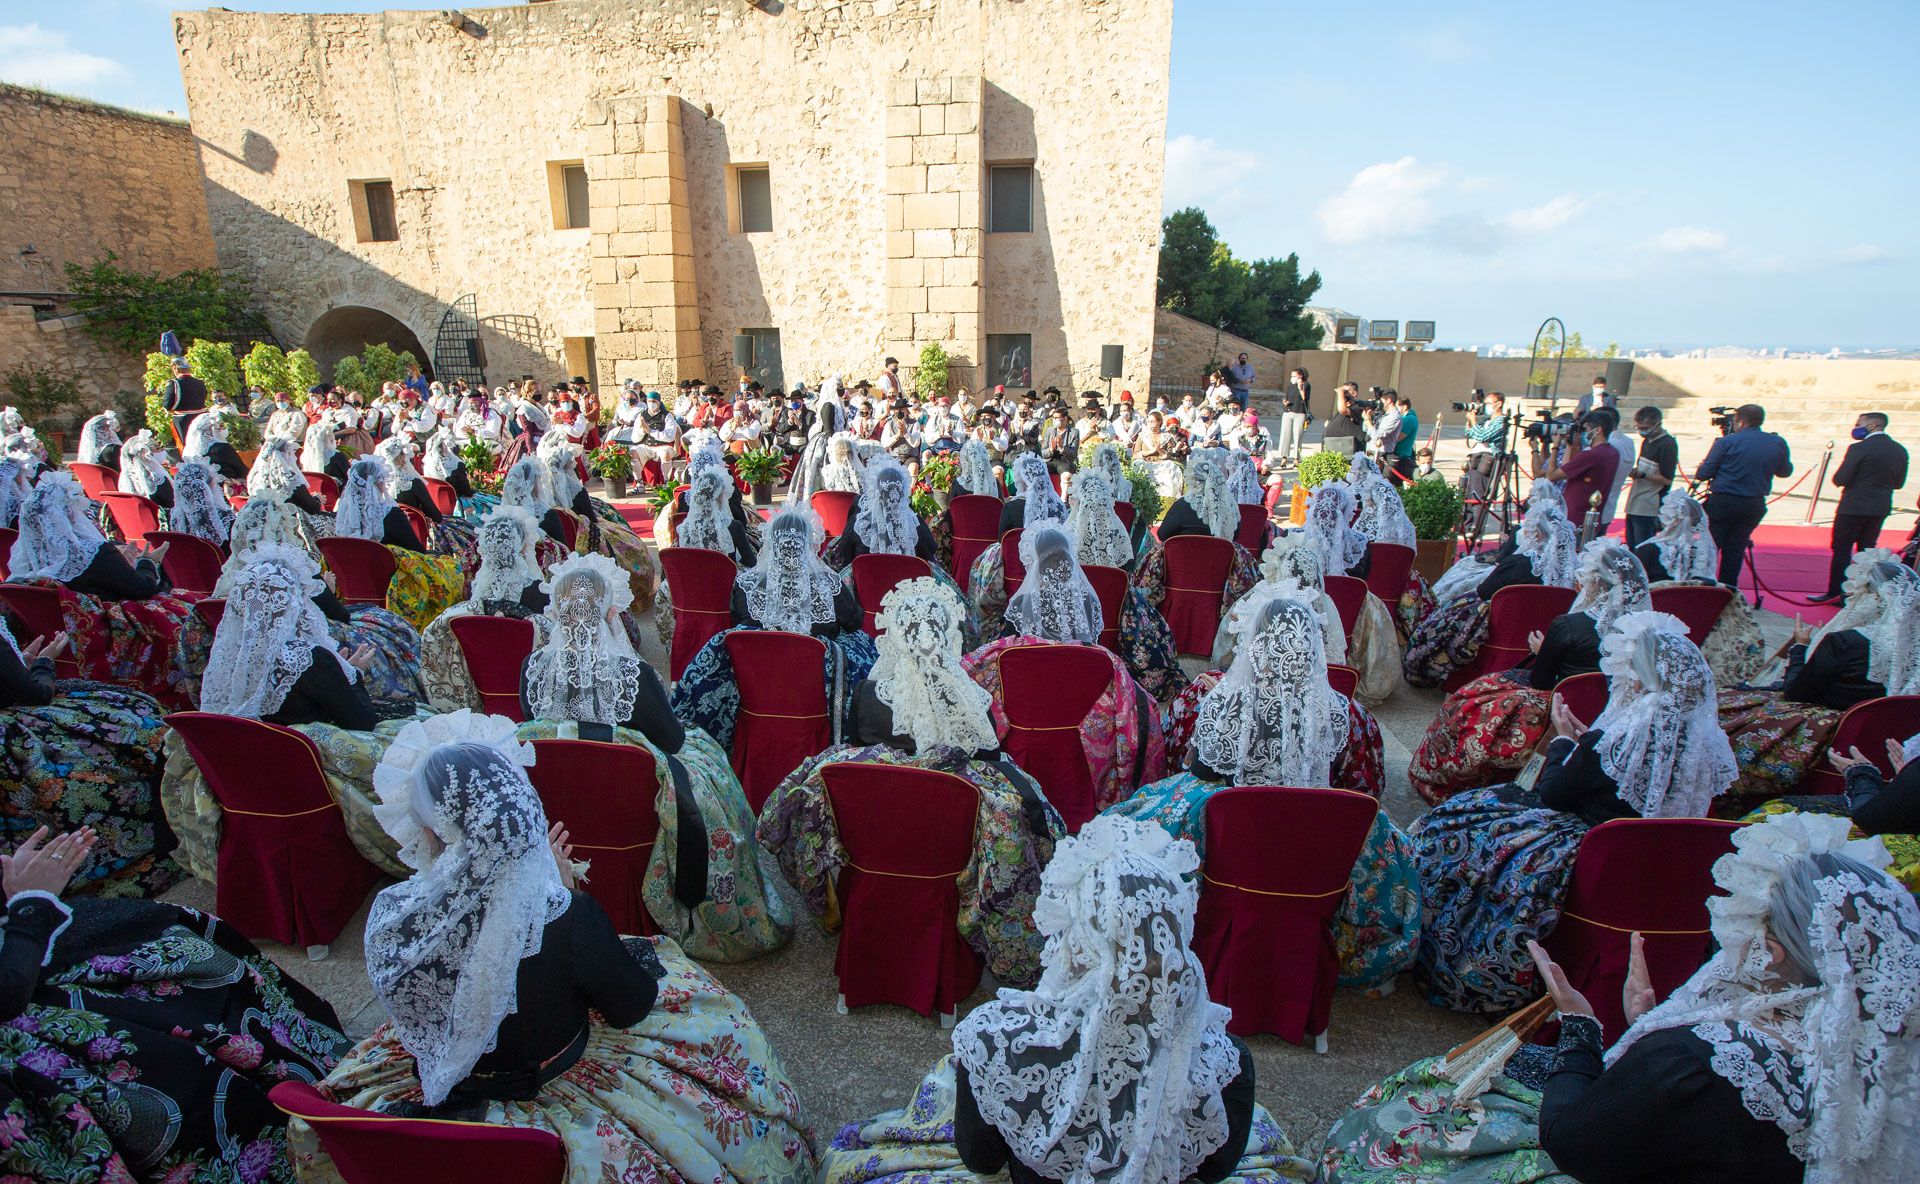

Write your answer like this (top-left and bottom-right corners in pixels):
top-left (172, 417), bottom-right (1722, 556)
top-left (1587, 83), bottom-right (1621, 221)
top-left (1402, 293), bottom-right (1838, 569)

top-left (585, 96), bottom-right (702, 389)
top-left (885, 75), bottom-right (984, 393)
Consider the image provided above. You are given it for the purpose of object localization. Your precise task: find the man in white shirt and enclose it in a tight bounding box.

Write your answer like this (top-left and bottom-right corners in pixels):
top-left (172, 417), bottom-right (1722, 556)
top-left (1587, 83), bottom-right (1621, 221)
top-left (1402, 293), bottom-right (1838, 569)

top-left (1110, 401), bottom-right (1142, 447)
top-left (876, 357), bottom-right (905, 403)
top-left (720, 404), bottom-right (763, 453)
top-left (1596, 406), bottom-right (1636, 529)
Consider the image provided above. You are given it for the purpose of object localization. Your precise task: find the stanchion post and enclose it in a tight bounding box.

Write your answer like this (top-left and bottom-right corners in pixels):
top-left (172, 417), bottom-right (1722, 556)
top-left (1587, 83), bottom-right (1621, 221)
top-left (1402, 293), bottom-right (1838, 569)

top-left (1805, 441), bottom-right (1834, 524)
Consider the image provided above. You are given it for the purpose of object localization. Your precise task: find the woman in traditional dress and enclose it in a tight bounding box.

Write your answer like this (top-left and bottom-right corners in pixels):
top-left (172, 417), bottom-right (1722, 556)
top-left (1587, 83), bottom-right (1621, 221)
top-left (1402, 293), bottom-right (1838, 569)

top-left (1296, 479), bottom-right (1372, 579)
top-left (1060, 468), bottom-right (1186, 700)
top-left (183, 406), bottom-right (249, 483)
top-left (0, 447), bottom-right (31, 528)
top-left (421, 427), bottom-right (497, 518)
top-left (539, 433), bottom-right (658, 612)
top-left (967, 453), bottom-right (1070, 633)
top-left (302, 419), bottom-right (350, 485)
top-left (1131, 459), bottom-right (1263, 675)
top-left (1409, 541), bottom-right (1652, 804)
top-left (652, 463), bottom-right (758, 658)
top-left (820, 431), bottom-right (866, 493)
top-left (419, 506), bottom-right (550, 711)
top-left (671, 504), bottom-right (880, 754)
top-left (114, 429), bottom-right (173, 509)
top-left (0, 826), bottom-right (350, 1181)
top-left (1411, 612), bottom-right (1739, 1013)
top-left (820, 815), bottom-right (1315, 1184)
top-left (1750, 731), bottom-right (1920, 891)
top-left (827, 453), bottom-right (938, 566)
top-left (759, 576), bottom-right (1066, 988)
top-left (378, 435), bottom-right (482, 574)
top-left (1108, 589), bottom-right (1415, 990)
top-left (1633, 488), bottom-right (1767, 685)
top-left (499, 455), bottom-right (575, 553)
top-left (334, 457), bottom-right (466, 630)
top-left (250, 436), bottom-right (328, 516)
top-left (513, 554), bottom-right (791, 961)
top-left (76, 408), bottom-right (121, 469)
top-left (169, 457), bottom-right (234, 547)
top-left (954, 436), bottom-right (1000, 497)
top-left (297, 713), bottom-right (816, 1184)
top-left (1346, 454), bottom-right (1435, 637)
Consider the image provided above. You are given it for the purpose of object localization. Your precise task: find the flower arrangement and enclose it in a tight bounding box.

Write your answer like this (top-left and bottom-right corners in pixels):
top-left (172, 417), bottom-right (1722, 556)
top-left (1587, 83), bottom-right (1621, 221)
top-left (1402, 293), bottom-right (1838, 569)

top-left (732, 445), bottom-right (786, 487)
top-left (587, 441), bottom-right (634, 482)
top-left (646, 481), bottom-right (686, 511)
top-left (917, 453), bottom-right (958, 493)
top-left (909, 482), bottom-right (941, 521)
top-left (1295, 449), bottom-right (1352, 490)
top-left (458, 436), bottom-right (499, 478)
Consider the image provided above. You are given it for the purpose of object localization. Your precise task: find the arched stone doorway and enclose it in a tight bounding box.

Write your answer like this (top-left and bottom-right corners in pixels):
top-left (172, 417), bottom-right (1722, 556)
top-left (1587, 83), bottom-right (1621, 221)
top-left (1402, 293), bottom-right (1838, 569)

top-left (304, 305), bottom-right (433, 380)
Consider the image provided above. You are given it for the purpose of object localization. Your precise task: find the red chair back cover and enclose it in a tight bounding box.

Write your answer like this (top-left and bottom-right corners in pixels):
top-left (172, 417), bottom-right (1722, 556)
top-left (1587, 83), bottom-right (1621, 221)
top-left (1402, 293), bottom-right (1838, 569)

top-left (1796, 694), bottom-right (1920, 795)
top-left (268, 1081), bottom-right (567, 1184)
top-left (852, 553), bottom-right (933, 636)
top-left (1326, 664), bottom-right (1360, 699)
top-left (227, 493), bottom-right (250, 511)
top-left (1648, 584), bottom-right (1733, 647)
top-left (1553, 671), bottom-right (1609, 727)
top-left (1194, 786), bottom-right (1378, 1042)
top-left (145, 530), bottom-right (226, 594)
top-left (1082, 564), bottom-right (1128, 654)
top-left (1364, 542), bottom-right (1417, 607)
top-left (97, 491), bottom-right (164, 540)
top-left (1323, 575), bottom-right (1367, 643)
top-left (0, 526), bottom-right (14, 580)
top-left (1113, 501), bottom-right (1137, 531)
top-left (658, 547), bottom-right (738, 680)
top-left (303, 472), bottom-right (341, 511)
top-left (0, 584), bottom-right (82, 678)
top-left (1446, 584), bottom-right (1579, 691)
top-left (164, 712), bottom-right (383, 948)
top-left (1235, 504), bottom-right (1271, 555)
top-left (446, 615), bottom-right (537, 721)
top-left (316, 536), bottom-right (399, 606)
top-left (554, 511), bottom-right (580, 551)
top-left (822, 761), bottom-right (982, 1016)
top-left (810, 490), bottom-right (858, 537)
top-left (946, 495), bottom-right (1003, 582)
top-left (69, 462), bottom-right (118, 501)
top-left (726, 630), bottom-right (832, 814)
top-left (999, 643), bottom-right (1112, 832)
top-left (399, 505), bottom-right (433, 548)
top-left (999, 528), bottom-right (1027, 597)
top-left (195, 597), bottom-right (227, 632)
top-left (1161, 534), bottom-right (1235, 657)
top-left (420, 477), bottom-right (460, 517)
top-left (1543, 817), bottom-right (1741, 1043)
top-left (526, 739), bottom-right (661, 936)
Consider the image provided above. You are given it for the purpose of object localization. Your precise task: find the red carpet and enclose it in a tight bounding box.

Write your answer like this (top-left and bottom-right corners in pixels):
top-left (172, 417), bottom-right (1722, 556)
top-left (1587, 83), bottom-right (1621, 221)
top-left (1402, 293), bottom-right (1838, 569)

top-left (1595, 520), bottom-right (1843, 625)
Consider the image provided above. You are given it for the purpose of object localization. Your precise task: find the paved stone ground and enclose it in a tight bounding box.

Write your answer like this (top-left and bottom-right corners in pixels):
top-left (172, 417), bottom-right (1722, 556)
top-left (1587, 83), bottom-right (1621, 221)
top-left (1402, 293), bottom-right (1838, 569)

top-left (162, 512), bottom-right (1800, 1153)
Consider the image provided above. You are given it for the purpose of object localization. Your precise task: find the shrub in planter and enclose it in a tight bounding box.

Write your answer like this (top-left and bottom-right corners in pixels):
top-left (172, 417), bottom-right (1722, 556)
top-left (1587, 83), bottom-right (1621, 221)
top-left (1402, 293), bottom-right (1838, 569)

top-left (1295, 449), bottom-right (1351, 490)
top-left (588, 441), bottom-right (635, 497)
top-left (458, 437), bottom-right (499, 479)
top-left (733, 446), bottom-right (785, 505)
top-left (221, 412), bottom-right (262, 453)
top-left (1399, 476), bottom-right (1464, 582)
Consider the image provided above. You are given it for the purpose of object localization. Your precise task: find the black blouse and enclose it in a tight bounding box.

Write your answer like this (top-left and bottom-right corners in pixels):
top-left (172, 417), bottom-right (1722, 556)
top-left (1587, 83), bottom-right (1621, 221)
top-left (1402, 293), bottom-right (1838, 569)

top-left (826, 521), bottom-right (938, 570)
top-left (850, 680), bottom-right (1000, 760)
top-left (1539, 1014), bottom-right (1801, 1183)
top-left (446, 464), bottom-right (475, 500)
top-left (1527, 612), bottom-right (1603, 690)
top-left (323, 452), bottom-right (351, 486)
top-left (287, 485), bottom-right (326, 516)
top-left (1536, 732), bottom-right (1637, 826)
top-left (204, 441), bottom-right (249, 482)
top-left (263, 647), bottom-right (379, 731)
top-left (518, 659), bottom-right (684, 756)
top-left (1632, 541), bottom-right (1672, 584)
top-left (1783, 630), bottom-right (1884, 710)
top-left (1476, 552), bottom-right (1541, 600)
top-left (396, 479), bottom-right (444, 524)
top-left (729, 581), bottom-right (863, 638)
top-left (1155, 497), bottom-right (1212, 541)
top-left (0, 893), bottom-right (69, 1021)
top-left (146, 479), bottom-right (176, 509)
top-left (538, 507), bottom-right (572, 546)
top-left (68, 544), bottom-right (168, 601)
top-left (380, 506), bottom-right (425, 552)
top-left (0, 644), bottom-right (56, 708)
top-left (1844, 761), bottom-right (1920, 836)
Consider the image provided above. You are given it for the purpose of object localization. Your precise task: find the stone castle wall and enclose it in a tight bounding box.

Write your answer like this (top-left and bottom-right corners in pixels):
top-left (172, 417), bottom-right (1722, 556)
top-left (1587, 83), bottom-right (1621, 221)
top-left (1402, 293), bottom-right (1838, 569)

top-left (174, 0), bottom-right (1173, 395)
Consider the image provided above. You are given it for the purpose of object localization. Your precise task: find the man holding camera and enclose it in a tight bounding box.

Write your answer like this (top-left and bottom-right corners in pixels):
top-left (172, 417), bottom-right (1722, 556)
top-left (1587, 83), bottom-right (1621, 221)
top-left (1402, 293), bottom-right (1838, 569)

top-left (1693, 403), bottom-right (1793, 587)
top-left (1813, 413), bottom-right (1908, 604)
top-left (1319, 385), bottom-right (1364, 457)
top-left (1461, 390), bottom-right (1508, 501)
top-left (1623, 406), bottom-right (1679, 549)
top-left (1535, 411), bottom-right (1621, 532)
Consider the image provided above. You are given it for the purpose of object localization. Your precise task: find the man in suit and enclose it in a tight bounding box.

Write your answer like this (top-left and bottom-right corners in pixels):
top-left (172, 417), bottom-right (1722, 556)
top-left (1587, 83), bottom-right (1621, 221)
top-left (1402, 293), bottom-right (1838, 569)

top-left (162, 358), bottom-right (208, 446)
top-left (1814, 412), bottom-right (1909, 603)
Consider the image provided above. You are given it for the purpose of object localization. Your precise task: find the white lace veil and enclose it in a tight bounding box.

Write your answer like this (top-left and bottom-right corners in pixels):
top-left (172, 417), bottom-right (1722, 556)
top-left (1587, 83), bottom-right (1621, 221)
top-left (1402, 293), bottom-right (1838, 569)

top-left (1222, 538), bottom-right (1347, 665)
top-left (422, 430), bottom-right (461, 481)
top-left (737, 504), bottom-right (840, 634)
top-left (1568, 541), bottom-right (1652, 633)
top-left (1810, 551), bottom-right (1920, 697)
top-left (1223, 448), bottom-right (1263, 505)
top-left (1302, 482), bottom-right (1369, 576)
top-left (1588, 610), bottom-right (1739, 818)
top-left (200, 544), bottom-right (356, 718)
top-left (1515, 479), bottom-right (1580, 588)
top-left (524, 554), bottom-right (641, 726)
top-left (114, 431), bottom-right (169, 498)
top-left (1014, 453), bottom-right (1068, 527)
top-left (951, 815), bottom-right (1240, 1184)
top-left (1067, 472), bottom-right (1134, 568)
top-left (8, 473), bottom-right (106, 583)
top-left (1191, 588), bottom-right (1350, 786)
top-left (171, 458), bottom-right (234, 545)
top-left (851, 455), bottom-right (921, 556)
top-left (1092, 442), bottom-right (1133, 506)
top-left (956, 439), bottom-right (997, 497)
top-left (1006, 525), bottom-right (1104, 644)
top-left (821, 432), bottom-right (866, 494)
top-left (301, 421), bottom-right (338, 475)
top-left (1606, 813), bottom-right (1919, 1184)
top-left (1651, 489), bottom-right (1717, 582)
top-left (499, 457), bottom-right (555, 516)
top-left (377, 436), bottom-right (424, 498)
top-left (183, 409), bottom-right (228, 461)
top-left (469, 506), bottom-right (545, 603)
top-left (367, 711), bottom-right (571, 1108)
top-left (870, 576), bottom-right (998, 752)
top-left (676, 465), bottom-right (737, 557)
top-left (335, 457), bottom-right (397, 541)
top-left (1182, 458), bottom-right (1240, 542)
top-left (538, 434), bottom-right (586, 506)
top-left (0, 459), bottom-right (30, 528)
top-left (246, 437), bottom-right (306, 500)
top-left (78, 411), bottom-right (120, 465)
top-left (1347, 456), bottom-right (1416, 547)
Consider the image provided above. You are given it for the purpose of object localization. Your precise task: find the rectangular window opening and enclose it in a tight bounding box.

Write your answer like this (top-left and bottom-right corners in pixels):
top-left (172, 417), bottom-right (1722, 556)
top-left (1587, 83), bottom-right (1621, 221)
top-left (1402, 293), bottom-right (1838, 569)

top-left (988, 165), bottom-right (1033, 234)
top-left (735, 166), bottom-right (773, 234)
top-left (561, 164), bottom-right (590, 230)
top-left (986, 333), bottom-right (1033, 389)
top-left (350, 179), bottom-right (399, 243)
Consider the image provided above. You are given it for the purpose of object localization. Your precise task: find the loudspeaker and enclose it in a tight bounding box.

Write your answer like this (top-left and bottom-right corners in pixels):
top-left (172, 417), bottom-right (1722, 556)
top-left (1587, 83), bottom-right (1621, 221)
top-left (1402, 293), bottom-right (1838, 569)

top-left (732, 334), bottom-right (754, 369)
top-left (1604, 358), bottom-right (1635, 402)
top-left (464, 337), bottom-right (487, 369)
top-left (1100, 344), bottom-right (1123, 379)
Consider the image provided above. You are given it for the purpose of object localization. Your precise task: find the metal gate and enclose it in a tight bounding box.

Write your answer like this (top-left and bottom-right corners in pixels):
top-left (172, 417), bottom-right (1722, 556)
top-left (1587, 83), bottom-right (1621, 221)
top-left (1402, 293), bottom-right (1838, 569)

top-left (433, 295), bottom-right (487, 387)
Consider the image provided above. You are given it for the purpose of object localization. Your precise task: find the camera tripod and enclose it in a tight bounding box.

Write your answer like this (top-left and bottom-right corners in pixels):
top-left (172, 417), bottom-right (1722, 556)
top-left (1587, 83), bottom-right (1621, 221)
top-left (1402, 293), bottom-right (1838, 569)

top-left (1455, 415), bottom-right (1526, 557)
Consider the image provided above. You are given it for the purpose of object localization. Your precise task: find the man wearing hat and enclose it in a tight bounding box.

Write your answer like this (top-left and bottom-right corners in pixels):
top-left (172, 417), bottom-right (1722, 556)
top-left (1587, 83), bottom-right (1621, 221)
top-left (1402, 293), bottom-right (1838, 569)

top-left (163, 357), bottom-right (208, 444)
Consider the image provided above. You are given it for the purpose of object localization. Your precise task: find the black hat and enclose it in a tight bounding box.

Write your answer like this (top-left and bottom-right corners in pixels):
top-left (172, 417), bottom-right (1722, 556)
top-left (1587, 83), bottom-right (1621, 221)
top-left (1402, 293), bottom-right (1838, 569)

top-left (308, 383), bottom-right (330, 395)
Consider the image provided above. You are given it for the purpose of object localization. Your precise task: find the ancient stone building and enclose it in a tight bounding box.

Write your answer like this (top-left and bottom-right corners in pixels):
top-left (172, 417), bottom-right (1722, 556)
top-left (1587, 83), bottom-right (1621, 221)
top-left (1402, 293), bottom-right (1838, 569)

top-left (173, 0), bottom-right (1174, 395)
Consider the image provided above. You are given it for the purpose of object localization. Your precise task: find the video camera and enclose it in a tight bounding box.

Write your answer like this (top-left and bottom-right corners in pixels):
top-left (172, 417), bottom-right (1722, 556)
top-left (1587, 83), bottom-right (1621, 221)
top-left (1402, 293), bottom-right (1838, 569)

top-left (1709, 406), bottom-right (1739, 435)
top-left (1449, 387), bottom-right (1489, 414)
top-left (1348, 385), bottom-right (1386, 414)
top-left (1523, 407), bottom-right (1582, 444)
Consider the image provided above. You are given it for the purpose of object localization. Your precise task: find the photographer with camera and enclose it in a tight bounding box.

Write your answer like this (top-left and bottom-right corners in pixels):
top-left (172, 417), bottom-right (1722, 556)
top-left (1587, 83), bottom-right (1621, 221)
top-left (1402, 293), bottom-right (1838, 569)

top-left (1460, 390), bottom-right (1508, 501)
top-left (1533, 409), bottom-right (1620, 529)
top-left (1319, 384), bottom-right (1365, 457)
top-left (1692, 403), bottom-right (1793, 587)
top-left (1622, 406), bottom-right (1679, 549)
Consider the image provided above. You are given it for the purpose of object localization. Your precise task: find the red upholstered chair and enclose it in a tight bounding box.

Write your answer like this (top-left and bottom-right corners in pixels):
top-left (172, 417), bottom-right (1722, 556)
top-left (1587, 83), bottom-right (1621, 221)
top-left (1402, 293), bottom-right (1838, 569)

top-left (1082, 564), bottom-right (1128, 654)
top-left (852, 553), bottom-right (933, 636)
top-left (1161, 534), bottom-right (1235, 657)
top-left (811, 490), bottom-right (858, 537)
top-left (1193, 786), bottom-right (1378, 1048)
top-left (0, 526), bottom-right (16, 580)
top-left (1235, 504), bottom-right (1271, 555)
top-left (822, 761), bottom-right (982, 1021)
top-left (97, 491), bottom-right (164, 540)
top-left (303, 472), bottom-right (341, 511)
top-left (658, 547), bottom-right (738, 680)
top-left (227, 493), bottom-right (250, 511)
top-left (526, 739), bottom-right (661, 936)
top-left (194, 597), bottom-right (226, 632)
top-left (316, 536), bottom-right (398, 607)
top-left (1554, 671), bottom-right (1609, 727)
top-left (447, 615), bottom-right (537, 722)
top-left (1113, 501), bottom-right (1137, 531)
top-left (726, 630), bottom-right (833, 814)
top-left (1000, 528), bottom-right (1027, 598)
top-left (1648, 584), bottom-right (1734, 648)
top-left (1542, 818), bottom-right (1741, 1043)
top-left (420, 477), bottom-right (460, 517)
top-left (0, 584), bottom-right (82, 678)
top-left (1443, 584), bottom-right (1579, 692)
top-left (268, 1081), bottom-right (566, 1184)
top-left (1364, 542), bottom-right (1417, 608)
top-left (1795, 694), bottom-right (1920, 795)
top-left (999, 643), bottom-right (1112, 832)
top-left (946, 494), bottom-right (1002, 582)
top-left (399, 505), bottom-right (433, 549)
top-left (69, 462), bottom-right (118, 500)
top-left (1326, 664), bottom-right (1360, 699)
top-left (165, 712), bottom-right (383, 951)
top-left (553, 512), bottom-right (580, 551)
top-left (145, 530), bottom-right (226, 594)
top-left (1323, 575), bottom-right (1367, 644)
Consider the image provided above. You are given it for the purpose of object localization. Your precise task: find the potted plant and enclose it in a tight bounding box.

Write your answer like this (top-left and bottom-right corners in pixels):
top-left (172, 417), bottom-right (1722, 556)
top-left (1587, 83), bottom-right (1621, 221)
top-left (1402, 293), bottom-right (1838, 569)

top-left (917, 453), bottom-right (958, 509)
top-left (588, 441), bottom-right (635, 499)
top-left (1290, 449), bottom-right (1352, 526)
top-left (733, 445), bottom-right (785, 506)
top-left (458, 436), bottom-right (499, 480)
top-left (221, 411), bottom-right (263, 466)
top-left (1399, 476), bottom-right (1464, 583)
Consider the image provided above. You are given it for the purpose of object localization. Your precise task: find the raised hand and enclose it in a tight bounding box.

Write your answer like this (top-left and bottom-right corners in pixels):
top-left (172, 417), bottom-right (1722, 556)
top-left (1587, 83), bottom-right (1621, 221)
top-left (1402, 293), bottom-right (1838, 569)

top-left (1622, 932), bottom-right (1657, 1026)
top-left (1550, 694), bottom-right (1588, 741)
top-left (1527, 629), bottom-right (1545, 655)
top-left (1828, 745), bottom-right (1876, 774)
top-left (1889, 738), bottom-right (1910, 774)
top-left (1526, 939), bottom-right (1595, 1019)
top-left (548, 822), bottom-right (576, 890)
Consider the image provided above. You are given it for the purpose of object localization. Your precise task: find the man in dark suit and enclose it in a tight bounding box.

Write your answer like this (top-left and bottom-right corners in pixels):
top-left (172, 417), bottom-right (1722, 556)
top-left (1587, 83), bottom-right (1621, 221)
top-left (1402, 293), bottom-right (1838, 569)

top-left (1814, 412), bottom-right (1908, 603)
top-left (162, 358), bottom-right (208, 446)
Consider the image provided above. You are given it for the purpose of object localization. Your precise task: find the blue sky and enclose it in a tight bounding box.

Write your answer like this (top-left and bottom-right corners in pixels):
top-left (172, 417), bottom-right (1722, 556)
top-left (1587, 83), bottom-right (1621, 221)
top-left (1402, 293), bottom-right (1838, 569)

top-left (5, 1), bottom-right (1913, 349)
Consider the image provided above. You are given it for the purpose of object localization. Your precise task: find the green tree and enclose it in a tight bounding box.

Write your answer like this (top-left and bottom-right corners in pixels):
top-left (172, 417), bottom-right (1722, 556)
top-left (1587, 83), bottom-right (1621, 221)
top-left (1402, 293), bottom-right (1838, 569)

top-left (332, 356), bottom-right (369, 394)
top-left (242, 343), bottom-right (292, 398)
top-left (1155, 207), bottom-right (1324, 352)
top-left (914, 342), bottom-right (950, 397)
top-left (183, 340), bottom-right (242, 397)
top-left (63, 252), bottom-right (257, 353)
top-left (286, 349), bottom-right (322, 398)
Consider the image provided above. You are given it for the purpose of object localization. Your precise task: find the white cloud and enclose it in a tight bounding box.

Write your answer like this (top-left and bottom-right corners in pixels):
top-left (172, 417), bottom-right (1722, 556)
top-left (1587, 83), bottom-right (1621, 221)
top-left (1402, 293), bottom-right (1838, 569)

top-left (1646, 226), bottom-right (1730, 255)
top-left (0, 24), bottom-right (131, 95)
top-left (1316, 157), bottom-right (1450, 245)
top-left (1835, 243), bottom-right (1889, 265)
top-left (1502, 193), bottom-right (1593, 234)
top-left (1398, 26), bottom-right (1478, 63)
top-left (1162, 134), bottom-right (1263, 217)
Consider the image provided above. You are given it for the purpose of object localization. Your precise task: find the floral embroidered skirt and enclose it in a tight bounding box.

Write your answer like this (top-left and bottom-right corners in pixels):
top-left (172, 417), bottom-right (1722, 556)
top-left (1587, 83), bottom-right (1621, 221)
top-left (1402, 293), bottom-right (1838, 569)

top-left (1316, 1054), bottom-right (1570, 1183)
top-left (294, 937), bottom-right (817, 1184)
top-left (1408, 671), bottom-right (1551, 805)
top-left (1743, 797), bottom-right (1920, 892)
top-left (1402, 592), bottom-right (1492, 689)
top-left (1715, 688), bottom-right (1843, 810)
top-left (382, 546), bottom-right (467, 631)
top-left (18, 578), bottom-right (209, 711)
top-left (1162, 673), bottom-right (1386, 798)
top-left (1395, 570), bottom-right (1438, 645)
